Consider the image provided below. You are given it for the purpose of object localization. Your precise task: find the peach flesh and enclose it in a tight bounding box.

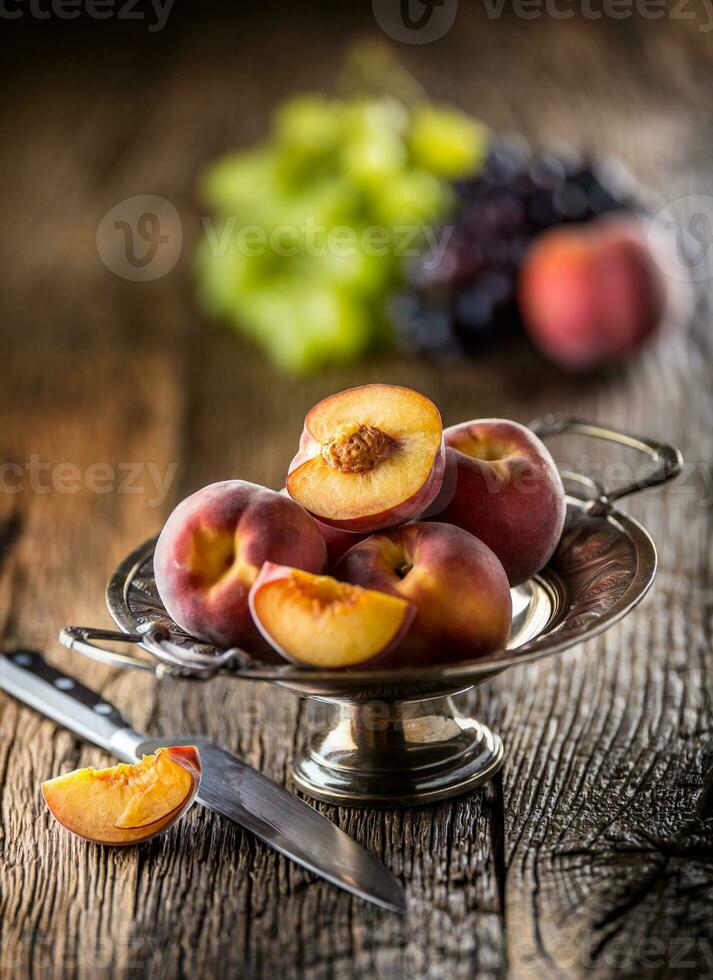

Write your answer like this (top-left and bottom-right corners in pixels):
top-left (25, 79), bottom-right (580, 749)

top-left (431, 420), bottom-right (566, 586)
top-left (41, 747), bottom-right (201, 846)
top-left (249, 562), bottom-right (416, 669)
top-left (287, 384), bottom-right (445, 533)
top-left (336, 522), bottom-right (512, 668)
top-left (154, 481), bottom-right (327, 649)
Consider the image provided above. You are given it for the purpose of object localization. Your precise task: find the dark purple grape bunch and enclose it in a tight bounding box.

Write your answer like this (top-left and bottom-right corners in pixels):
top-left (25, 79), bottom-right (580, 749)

top-left (393, 137), bottom-right (635, 357)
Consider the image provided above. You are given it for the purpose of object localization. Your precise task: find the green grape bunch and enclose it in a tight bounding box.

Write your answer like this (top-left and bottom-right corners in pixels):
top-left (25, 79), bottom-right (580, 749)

top-left (195, 93), bottom-right (488, 374)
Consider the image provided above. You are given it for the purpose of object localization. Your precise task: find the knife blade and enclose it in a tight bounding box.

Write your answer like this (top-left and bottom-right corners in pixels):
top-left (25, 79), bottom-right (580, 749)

top-left (0, 649), bottom-right (406, 913)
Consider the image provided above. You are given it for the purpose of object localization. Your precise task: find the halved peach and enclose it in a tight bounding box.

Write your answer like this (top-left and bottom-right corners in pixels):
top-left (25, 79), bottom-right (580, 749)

top-left (286, 384), bottom-right (445, 533)
top-left (41, 746), bottom-right (201, 846)
top-left (249, 562), bottom-right (416, 668)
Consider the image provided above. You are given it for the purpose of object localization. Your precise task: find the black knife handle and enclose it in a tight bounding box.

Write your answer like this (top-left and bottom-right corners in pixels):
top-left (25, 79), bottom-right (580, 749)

top-left (0, 649), bottom-right (139, 759)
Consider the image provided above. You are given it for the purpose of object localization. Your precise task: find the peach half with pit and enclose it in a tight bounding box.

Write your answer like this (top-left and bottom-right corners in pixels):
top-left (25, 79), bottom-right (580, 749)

top-left (154, 481), bottom-right (327, 649)
top-left (336, 522), bottom-right (512, 667)
top-left (429, 419), bottom-right (566, 586)
top-left (248, 562), bottom-right (416, 669)
top-left (41, 746), bottom-right (201, 846)
top-left (286, 384), bottom-right (445, 533)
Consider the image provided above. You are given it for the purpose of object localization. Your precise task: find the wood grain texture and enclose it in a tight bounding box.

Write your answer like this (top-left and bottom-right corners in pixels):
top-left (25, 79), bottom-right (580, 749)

top-left (0, 5), bottom-right (712, 978)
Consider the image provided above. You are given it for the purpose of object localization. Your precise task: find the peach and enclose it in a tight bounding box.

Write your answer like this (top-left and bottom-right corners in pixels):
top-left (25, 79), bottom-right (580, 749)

top-left (154, 481), bottom-right (327, 649)
top-left (317, 521), bottom-right (367, 567)
top-left (286, 384), bottom-right (445, 533)
top-left (520, 216), bottom-right (666, 370)
top-left (42, 746), bottom-right (201, 846)
top-left (278, 486), bottom-right (365, 566)
top-left (249, 562), bottom-right (415, 669)
top-left (336, 522), bottom-right (511, 667)
top-left (429, 420), bottom-right (565, 586)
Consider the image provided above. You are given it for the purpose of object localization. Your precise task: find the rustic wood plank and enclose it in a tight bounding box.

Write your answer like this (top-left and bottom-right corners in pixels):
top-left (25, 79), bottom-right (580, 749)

top-left (0, 7), bottom-right (712, 979)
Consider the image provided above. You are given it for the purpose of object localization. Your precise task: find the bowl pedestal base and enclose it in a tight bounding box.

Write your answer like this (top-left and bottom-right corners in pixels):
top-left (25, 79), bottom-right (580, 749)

top-left (291, 692), bottom-right (505, 807)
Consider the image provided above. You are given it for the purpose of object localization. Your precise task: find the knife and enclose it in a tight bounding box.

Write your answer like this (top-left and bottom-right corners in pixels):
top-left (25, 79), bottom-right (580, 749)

top-left (0, 649), bottom-right (406, 913)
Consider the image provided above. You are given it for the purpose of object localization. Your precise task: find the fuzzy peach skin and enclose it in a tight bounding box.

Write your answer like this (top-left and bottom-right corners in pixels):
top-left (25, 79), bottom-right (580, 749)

top-left (42, 746), bottom-right (201, 846)
top-left (520, 216), bottom-right (666, 370)
top-left (249, 562), bottom-right (416, 669)
top-left (336, 522), bottom-right (512, 668)
top-left (278, 487), bottom-right (365, 566)
top-left (428, 420), bottom-right (566, 586)
top-left (286, 384), bottom-right (445, 533)
top-left (317, 521), bottom-right (368, 566)
top-left (154, 481), bottom-right (327, 649)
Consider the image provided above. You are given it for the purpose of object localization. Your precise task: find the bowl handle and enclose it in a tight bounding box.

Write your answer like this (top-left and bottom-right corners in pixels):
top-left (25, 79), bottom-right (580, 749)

top-left (59, 626), bottom-right (154, 671)
top-left (529, 413), bottom-right (683, 505)
top-left (59, 625), bottom-right (240, 679)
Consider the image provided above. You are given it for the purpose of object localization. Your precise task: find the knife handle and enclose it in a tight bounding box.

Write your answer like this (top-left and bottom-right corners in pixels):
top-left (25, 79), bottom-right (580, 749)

top-left (0, 649), bottom-right (141, 761)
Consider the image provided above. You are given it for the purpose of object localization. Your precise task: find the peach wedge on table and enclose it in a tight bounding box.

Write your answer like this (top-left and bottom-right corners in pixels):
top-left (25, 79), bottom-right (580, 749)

top-left (41, 746), bottom-right (201, 846)
top-left (154, 480), bottom-right (327, 649)
top-left (248, 563), bottom-right (416, 668)
top-left (286, 384), bottom-right (445, 533)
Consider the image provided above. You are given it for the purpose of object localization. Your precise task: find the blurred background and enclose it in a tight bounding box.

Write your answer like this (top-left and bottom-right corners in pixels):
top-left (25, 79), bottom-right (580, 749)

top-left (2, 0), bottom-right (710, 660)
top-left (2, 2), bottom-right (712, 976)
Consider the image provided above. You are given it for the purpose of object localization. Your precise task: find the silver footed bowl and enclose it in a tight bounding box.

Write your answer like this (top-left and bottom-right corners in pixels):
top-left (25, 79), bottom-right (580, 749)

top-left (60, 416), bottom-right (682, 808)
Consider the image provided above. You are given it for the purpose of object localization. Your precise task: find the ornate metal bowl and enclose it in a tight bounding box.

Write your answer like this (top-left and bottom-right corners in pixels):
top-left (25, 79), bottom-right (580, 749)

top-left (60, 417), bottom-right (682, 807)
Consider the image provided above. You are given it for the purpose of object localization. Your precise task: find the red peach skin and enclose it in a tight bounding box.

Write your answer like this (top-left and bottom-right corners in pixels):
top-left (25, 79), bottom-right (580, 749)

top-left (154, 481), bottom-right (327, 649)
top-left (429, 420), bottom-right (566, 586)
top-left (278, 487), bottom-right (365, 566)
top-left (520, 216), bottom-right (666, 370)
top-left (336, 522), bottom-right (512, 668)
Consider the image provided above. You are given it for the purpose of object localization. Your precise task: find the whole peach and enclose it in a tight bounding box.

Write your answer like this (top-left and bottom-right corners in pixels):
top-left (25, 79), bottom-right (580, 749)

top-left (336, 522), bottom-right (511, 668)
top-left (429, 420), bottom-right (565, 586)
top-left (154, 481), bottom-right (327, 649)
top-left (520, 216), bottom-right (666, 370)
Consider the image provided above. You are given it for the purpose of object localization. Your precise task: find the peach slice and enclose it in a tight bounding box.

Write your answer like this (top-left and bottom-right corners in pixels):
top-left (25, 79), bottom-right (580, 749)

top-left (286, 384), bottom-right (445, 533)
top-left (249, 562), bottom-right (416, 668)
top-left (41, 746), bottom-right (201, 846)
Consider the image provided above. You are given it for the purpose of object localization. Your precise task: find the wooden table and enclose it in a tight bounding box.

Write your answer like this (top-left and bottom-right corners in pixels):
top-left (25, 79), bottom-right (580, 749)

top-left (1, 6), bottom-right (712, 978)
